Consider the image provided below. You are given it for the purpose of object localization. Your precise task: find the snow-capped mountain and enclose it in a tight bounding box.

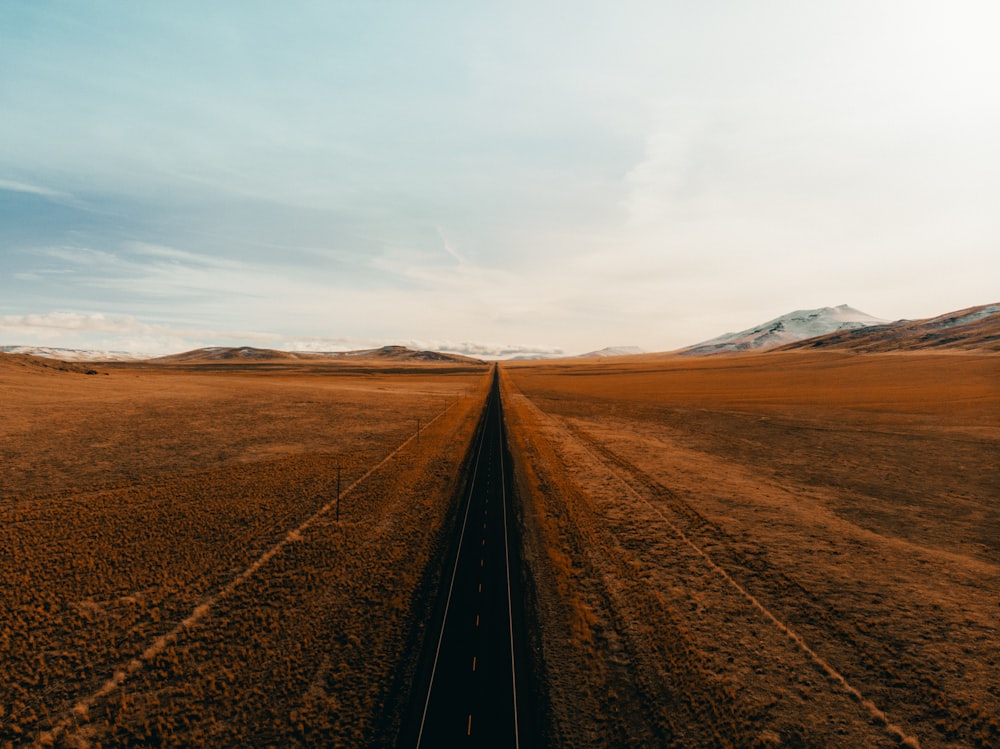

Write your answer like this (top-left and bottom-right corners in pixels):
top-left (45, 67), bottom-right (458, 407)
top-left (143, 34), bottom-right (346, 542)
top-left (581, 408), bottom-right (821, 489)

top-left (0, 345), bottom-right (147, 361)
top-left (576, 346), bottom-right (646, 358)
top-left (778, 302), bottom-right (1000, 352)
top-left (680, 305), bottom-right (887, 355)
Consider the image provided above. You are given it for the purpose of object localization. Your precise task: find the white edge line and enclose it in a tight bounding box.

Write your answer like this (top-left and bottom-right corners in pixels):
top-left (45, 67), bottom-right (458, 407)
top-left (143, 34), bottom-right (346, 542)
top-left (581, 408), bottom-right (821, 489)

top-left (415, 392), bottom-right (490, 747)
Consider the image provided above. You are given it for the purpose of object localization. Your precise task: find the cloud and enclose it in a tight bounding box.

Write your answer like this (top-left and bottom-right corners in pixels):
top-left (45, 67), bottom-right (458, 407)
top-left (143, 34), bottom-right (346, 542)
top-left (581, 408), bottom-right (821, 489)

top-left (0, 311), bottom-right (281, 349)
top-left (435, 225), bottom-right (466, 265)
top-left (0, 311), bottom-right (152, 335)
top-left (0, 178), bottom-right (70, 199)
top-left (21, 242), bottom-right (277, 305)
top-left (127, 242), bottom-right (246, 268)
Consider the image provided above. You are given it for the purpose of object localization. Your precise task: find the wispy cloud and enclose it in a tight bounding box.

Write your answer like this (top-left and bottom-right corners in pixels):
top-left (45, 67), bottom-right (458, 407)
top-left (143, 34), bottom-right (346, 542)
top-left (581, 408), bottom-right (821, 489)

top-left (435, 225), bottom-right (466, 265)
top-left (0, 311), bottom-right (275, 341)
top-left (23, 242), bottom-right (271, 303)
top-left (0, 311), bottom-right (151, 334)
top-left (127, 242), bottom-right (246, 268)
top-left (0, 178), bottom-right (70, 199)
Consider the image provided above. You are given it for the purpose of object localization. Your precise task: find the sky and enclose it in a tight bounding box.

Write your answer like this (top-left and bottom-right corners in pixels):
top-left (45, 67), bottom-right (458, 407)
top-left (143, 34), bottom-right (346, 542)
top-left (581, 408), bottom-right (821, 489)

top-left (2, 1), bottom-right (998, 357)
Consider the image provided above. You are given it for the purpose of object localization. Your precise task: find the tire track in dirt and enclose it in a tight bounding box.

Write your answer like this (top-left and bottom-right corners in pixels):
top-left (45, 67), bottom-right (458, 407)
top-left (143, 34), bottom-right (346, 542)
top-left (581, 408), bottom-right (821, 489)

top-left (564, 420), bottom-right (998, 748)
top-left (503, 385), bottom-right (766, 746)
top-left (565, 423), bottom-right (919, 746)
top-left (509, 386), bottom-right (921, 748)
top-left (555, 479), bottom-right (753, 746)
top-left (35, 400), bottom-right (462, 748)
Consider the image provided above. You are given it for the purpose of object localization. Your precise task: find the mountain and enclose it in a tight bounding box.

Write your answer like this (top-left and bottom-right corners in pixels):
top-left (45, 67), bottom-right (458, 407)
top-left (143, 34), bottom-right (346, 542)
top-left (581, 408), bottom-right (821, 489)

top-left (776, 303), bottom-right (1000, 352)
top-left (0, 345), bottom-right (144, 361)
top-left (680, 305), bottom-right (887, 355)
top-left (576, 346), bottom-right (646, 358)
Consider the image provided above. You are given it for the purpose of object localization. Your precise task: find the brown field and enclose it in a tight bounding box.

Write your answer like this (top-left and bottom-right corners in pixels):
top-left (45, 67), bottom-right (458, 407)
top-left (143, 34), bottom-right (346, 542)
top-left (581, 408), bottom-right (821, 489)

top-left (3, 349), bottom-right (998, 748)
top-left (501, 351), bottom-right (999, 748)
top-left (0, 355), bottom-right (490, 747)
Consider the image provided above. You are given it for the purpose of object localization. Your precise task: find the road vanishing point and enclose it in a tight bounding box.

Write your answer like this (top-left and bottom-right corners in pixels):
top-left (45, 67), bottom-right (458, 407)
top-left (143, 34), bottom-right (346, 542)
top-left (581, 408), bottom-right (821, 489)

top-left (405, 368), bottom-right (533, 748)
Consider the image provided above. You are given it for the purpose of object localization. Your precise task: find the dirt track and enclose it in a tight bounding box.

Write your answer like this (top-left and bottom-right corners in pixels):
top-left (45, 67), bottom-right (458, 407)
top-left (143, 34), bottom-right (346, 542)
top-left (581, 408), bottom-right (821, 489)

top-left (501, 352), bottom-right (999, 748)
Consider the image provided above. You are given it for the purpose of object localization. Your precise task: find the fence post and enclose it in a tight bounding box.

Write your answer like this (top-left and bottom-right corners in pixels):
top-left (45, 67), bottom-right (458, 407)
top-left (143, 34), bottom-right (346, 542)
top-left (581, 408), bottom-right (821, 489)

top-left (336, 465), bottom-right (342, 522)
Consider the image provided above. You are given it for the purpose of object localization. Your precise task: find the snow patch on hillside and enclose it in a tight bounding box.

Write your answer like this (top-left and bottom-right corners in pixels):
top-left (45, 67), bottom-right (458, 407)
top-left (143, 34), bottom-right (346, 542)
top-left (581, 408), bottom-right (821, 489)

top-left (926, 303), bottom-right (1000, 327)
top-left (577, 346), bottom-right (646, 358)
top-left (682, 305), bottom-right (887, 355)
top-left (0, 345), bottom-right (148, 361)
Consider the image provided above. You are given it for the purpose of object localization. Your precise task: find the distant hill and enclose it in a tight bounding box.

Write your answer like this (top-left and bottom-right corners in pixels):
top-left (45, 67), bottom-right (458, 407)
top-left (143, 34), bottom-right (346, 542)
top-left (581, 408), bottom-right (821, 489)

top-left (155, 345), bottom-right (485, 364)
top-left (0, 351), bottom-right (103, 375)
top-left (322, 345), bottom-right (485, 364)
top-left (777, 303), bottom-right (1000, 352)
top-left (680, 305), bottom-right (887, 355)
top-left (0, 345), bottom-right (144, 362)
top-left (154, 346), bottom-right (304, 362)
top-left (576, 346), bottom-right (646, 358)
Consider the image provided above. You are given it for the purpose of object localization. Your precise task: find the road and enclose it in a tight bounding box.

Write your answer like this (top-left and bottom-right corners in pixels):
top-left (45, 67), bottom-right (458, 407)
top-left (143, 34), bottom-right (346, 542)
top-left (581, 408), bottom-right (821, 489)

top-left (405, 368), bottom-right (530, 748)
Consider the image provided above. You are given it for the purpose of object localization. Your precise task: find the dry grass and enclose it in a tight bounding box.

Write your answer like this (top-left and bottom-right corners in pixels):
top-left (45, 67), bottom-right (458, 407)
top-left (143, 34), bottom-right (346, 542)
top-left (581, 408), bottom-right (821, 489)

top-left (502, 351), bottom-right (999, 748)
top-left (4, 349), bottom-right (996, 747)
top-left (0, 357), bottom-right (490, 747)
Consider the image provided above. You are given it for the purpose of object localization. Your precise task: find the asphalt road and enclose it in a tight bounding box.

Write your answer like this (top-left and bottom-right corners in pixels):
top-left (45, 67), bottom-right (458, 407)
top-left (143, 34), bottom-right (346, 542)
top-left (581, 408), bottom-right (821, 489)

top-left (406, 369), bottom-right (530, 748)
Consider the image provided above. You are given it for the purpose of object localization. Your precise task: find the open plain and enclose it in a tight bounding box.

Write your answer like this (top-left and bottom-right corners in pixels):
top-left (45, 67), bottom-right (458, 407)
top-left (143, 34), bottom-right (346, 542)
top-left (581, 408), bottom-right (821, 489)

top-left (2, 348), bottom-right (998, 748)
top-left (0, 354), bottom-right (490, 747)
top-left (502, 351), bottom-right (999, 748)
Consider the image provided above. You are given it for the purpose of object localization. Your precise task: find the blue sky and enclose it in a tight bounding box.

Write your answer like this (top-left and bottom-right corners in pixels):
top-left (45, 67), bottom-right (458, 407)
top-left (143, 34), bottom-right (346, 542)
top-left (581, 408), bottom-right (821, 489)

top-left (2, 1), bottom-right (998, 356)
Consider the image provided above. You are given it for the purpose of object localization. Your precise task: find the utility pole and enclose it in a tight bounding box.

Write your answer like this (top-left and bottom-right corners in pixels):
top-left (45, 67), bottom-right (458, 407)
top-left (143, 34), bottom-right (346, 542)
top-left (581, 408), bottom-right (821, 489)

top-left (336, 465), bottom-right (342, 522)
